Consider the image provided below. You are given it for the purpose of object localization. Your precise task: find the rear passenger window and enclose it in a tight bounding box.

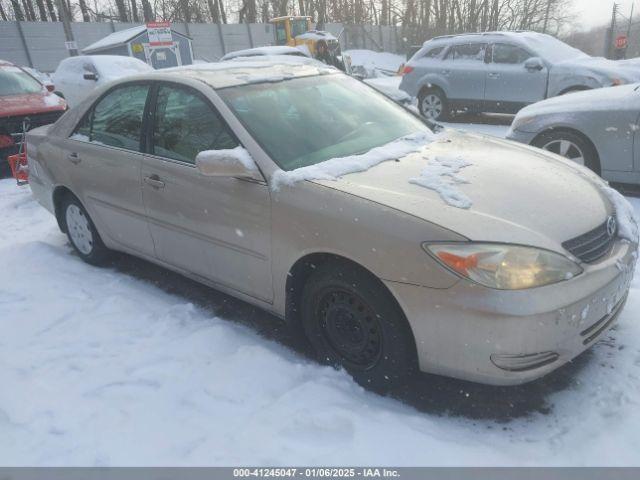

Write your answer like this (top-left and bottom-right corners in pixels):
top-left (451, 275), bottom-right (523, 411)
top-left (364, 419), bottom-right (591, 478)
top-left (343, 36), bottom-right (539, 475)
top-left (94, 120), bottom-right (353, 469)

top-left (422, 46), bottom-right (444, 59)
top-left (447, 43), bottom-right (486, 62)
top-left (152, 85), bottom-right (238, 164)
top-left (492, 44), bottom-right (532, 64)
top-left (74, 84), bottom-right (149, 151)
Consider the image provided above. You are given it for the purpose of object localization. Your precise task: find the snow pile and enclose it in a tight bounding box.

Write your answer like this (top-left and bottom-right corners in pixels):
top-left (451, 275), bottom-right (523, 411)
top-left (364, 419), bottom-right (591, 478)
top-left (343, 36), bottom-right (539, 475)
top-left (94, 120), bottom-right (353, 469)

top-left (271, 131), bottom-right (434, 190)
top-left (409, 155), bottom-right (473, 209)
top-left (195, 146), bottom-right (257, 171)
top-left (345, 49), bottom-right (405, 77)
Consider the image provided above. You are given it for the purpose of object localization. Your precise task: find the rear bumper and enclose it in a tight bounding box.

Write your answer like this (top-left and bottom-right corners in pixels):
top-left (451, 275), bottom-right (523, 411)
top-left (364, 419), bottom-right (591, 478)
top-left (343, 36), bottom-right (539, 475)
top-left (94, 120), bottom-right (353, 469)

top-left (385, 240), bottom-right (637, 385)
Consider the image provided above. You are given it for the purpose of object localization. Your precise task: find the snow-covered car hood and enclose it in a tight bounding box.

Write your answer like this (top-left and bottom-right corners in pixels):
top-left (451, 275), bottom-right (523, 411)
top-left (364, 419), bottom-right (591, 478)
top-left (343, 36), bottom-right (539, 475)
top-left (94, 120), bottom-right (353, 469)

top-left (0, 91), bottom-right (66, 117)
top-left (551, 56), bottom-right (640, 83)
top-left (516, 83), bottom-right (639, 118)
top-left (312, 132), bottom-right (613, 252)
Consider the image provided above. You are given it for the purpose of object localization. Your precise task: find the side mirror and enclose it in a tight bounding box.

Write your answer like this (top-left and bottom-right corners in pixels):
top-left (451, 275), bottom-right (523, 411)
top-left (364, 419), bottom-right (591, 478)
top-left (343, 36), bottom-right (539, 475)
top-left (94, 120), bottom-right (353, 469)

top-left (196, 147), bottom-right (262, 180)
top-left (45, 83), bottom-right (55, 92)
top-left (524, 57), bottom-right (544, 71)
top-left (83, 72), bottom-right (99, 81)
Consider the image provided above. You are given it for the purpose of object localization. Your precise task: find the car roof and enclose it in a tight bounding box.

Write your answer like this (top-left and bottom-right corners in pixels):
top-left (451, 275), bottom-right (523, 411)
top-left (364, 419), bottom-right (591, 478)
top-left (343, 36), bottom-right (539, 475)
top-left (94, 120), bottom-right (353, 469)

top-left (425, 30), bottom-right (541, 45)
top-left (221, 46), bottom-right (308, 61)
top-left (152, 59), bottom-right (337, 89)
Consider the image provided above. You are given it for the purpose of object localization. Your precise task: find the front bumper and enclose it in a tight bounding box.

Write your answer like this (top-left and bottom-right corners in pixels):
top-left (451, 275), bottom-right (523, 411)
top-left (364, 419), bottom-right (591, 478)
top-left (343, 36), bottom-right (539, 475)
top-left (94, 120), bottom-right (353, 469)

top-left (385, 239), bottom-right (637, 385)
top-left (505, 127), bottom-right (537, 146)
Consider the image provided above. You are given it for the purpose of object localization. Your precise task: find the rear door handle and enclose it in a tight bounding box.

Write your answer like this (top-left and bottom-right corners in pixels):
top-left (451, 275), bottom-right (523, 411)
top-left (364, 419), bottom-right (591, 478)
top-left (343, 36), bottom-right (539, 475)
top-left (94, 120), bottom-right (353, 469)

top-left (442, 69), bottom-right (451, 75)
top-left (144, 175), bottom-right (165, 190)
top-left (488, 72), bottom-right (500, 79)
top-left (67, 152), bottom-right (81, 164)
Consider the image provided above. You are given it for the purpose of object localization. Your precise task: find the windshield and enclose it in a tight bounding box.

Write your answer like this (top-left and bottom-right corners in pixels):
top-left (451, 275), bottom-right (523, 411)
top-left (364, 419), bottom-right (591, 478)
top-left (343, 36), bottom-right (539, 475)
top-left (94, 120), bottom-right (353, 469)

top-left (0, 65), bottom-right (42, 96)
top-left (218, 74), bottom-right (429, 171)
top-left (520, 33), bottom-right (588, 63)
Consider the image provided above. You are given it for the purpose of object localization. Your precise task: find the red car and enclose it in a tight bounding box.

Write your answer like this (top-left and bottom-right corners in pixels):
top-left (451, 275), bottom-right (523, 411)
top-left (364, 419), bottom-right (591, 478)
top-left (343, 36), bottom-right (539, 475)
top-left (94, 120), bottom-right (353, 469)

top-left (1, 59), bottom-right (67, 177)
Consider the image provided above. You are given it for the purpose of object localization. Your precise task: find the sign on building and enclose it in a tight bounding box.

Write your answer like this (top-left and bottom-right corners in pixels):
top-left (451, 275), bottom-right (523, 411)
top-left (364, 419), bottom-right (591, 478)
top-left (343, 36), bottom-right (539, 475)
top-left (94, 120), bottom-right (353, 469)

top-left (147, 21), bottom-right (173, 46)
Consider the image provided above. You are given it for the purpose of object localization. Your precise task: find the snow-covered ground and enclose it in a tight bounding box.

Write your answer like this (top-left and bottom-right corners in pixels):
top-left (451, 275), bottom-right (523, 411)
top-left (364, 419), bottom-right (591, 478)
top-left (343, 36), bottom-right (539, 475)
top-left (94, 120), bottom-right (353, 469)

top-left (1, 127), bottom-right (639, 465)
top-left (345, 49), bottom-right (405, 76)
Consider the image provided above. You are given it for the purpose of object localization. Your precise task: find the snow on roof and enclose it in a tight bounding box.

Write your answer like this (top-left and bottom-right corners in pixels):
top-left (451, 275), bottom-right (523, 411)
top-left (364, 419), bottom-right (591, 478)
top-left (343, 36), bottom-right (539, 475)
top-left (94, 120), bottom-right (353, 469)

top-left (221, 46), bottom-right (309, 61)
top-left (160, 59), bottom-right (336, 89)
top-left (83, 25), bottom-right (190, 52)
top-left (83, 25), bottom-right (147, 52)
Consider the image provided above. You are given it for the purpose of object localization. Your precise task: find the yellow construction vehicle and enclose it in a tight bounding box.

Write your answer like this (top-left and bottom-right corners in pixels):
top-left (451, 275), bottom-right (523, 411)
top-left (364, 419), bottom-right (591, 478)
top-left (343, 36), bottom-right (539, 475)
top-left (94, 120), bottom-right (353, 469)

top-left (269, 16), bottom-right (343, 61)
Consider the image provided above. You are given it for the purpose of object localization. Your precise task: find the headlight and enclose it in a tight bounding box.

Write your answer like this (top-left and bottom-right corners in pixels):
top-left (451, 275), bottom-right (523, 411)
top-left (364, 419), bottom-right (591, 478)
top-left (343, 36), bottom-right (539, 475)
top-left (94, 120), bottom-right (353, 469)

top-left (424, 243), bottom-right (583, 290)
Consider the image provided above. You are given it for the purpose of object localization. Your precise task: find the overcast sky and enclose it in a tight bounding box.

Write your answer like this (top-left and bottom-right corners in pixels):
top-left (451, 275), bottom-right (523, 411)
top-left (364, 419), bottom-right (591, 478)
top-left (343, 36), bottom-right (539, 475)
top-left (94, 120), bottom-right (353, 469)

top-left (577, 0), bottom-right (638, 30)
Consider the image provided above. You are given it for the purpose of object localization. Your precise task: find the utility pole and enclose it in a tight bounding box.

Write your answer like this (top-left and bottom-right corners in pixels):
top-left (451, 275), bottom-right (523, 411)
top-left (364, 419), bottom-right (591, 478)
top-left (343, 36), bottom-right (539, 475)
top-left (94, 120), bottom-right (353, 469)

top-left (625, 2), bottom-right (634, 59)
top-left (56, 0), bottom-right (78, 56)
top-left (607, 2), bottom-right (618, 59)
top-left (542, 0), bottom-right (552, 33)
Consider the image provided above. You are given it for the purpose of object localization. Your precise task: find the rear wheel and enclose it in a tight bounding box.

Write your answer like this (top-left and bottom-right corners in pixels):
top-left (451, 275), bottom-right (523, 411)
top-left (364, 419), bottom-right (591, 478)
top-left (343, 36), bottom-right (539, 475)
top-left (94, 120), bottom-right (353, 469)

top-left (533, 130), bottom-right (600, 174)
top-left (418, 88), bottom-right (449, 121)
top-left (301, 262), bottom-right (418, 391)
top-left (61, 195), bottom-right (110, 265)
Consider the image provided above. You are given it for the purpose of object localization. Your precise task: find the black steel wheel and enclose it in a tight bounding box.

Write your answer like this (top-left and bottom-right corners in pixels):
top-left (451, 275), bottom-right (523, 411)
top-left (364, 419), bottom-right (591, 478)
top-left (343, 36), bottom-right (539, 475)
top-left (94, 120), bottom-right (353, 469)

top-left (316, 288), bottom-right (383, 370)
top-left (301, 261), bottom-right (418, 392)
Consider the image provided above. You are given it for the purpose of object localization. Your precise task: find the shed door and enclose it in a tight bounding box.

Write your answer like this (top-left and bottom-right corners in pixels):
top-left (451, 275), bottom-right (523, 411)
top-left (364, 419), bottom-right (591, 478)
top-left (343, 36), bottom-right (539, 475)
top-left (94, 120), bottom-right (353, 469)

top-left (143, 43), bottom-right (181, 68)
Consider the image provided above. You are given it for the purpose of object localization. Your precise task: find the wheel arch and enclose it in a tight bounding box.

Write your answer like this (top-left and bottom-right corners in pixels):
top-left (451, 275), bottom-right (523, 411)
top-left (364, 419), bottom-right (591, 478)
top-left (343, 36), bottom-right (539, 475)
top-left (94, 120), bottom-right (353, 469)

top-left (52, 185), bottom-right (76, 233)
top-left (284, 252), bottom-right (417, 347)
top-left (557, 85), bottom-right (592, 96)
top-left (532, 126), bottom-right (602, 175)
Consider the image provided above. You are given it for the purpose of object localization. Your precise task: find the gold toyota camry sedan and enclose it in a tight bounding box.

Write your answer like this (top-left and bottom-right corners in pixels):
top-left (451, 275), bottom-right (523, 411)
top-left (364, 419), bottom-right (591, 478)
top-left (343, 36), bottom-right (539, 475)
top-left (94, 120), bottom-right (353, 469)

top-left (26, 59), bottom-right (638, 391)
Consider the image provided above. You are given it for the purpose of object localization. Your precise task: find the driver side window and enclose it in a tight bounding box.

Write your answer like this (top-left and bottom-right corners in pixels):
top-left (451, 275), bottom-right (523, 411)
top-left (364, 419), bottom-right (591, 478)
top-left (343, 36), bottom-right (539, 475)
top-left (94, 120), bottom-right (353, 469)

top-left (492, 44), bottom-right (532, 64)
top-left (151, 85), bottom-right (238, 164)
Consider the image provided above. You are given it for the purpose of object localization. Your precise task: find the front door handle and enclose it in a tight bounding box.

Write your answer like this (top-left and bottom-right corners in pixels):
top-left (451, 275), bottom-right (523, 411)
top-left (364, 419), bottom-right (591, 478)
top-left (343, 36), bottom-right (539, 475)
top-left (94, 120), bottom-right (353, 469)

top-left (144, 175), bottom-right (165, 190)
top-left (67, 152), bottom-right (81, 164)
top-left (442, 69), bottom-right (451, 75)
top-left (488, 72), bottom-right (500, 79)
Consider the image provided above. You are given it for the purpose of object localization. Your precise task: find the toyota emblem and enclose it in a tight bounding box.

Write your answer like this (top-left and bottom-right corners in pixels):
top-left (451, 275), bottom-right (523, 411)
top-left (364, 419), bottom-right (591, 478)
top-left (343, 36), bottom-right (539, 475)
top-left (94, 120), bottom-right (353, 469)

top-left (606, 216), bottom-right (617, 237)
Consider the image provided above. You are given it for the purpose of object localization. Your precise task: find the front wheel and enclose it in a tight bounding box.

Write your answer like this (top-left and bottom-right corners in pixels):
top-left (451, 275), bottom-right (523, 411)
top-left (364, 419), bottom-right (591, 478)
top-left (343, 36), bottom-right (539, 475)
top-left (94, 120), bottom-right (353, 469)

top-left (533, 130), bottom-right (600, 175)
top-left (61, 195), bottom-right (111, 265)
top-left (418, 88), bottom-right (449, 121)
top-left (301, 262), bottom-right (418, 392)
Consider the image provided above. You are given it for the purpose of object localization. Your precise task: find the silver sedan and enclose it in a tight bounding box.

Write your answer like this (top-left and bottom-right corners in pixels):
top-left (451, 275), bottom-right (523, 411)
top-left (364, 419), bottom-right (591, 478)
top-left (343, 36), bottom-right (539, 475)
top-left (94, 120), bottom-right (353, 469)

top-left (507, 84), bottom-right (640, 185)
top-left (26, 61), bottom-right (638, 390)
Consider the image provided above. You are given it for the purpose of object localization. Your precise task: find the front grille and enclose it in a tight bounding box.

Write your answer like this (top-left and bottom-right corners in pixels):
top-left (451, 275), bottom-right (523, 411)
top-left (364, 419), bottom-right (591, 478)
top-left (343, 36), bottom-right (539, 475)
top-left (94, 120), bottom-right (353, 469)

top-left (562, 218), bottom-right (617, 263)
top-left (1, 110), bottom-right (64, 138)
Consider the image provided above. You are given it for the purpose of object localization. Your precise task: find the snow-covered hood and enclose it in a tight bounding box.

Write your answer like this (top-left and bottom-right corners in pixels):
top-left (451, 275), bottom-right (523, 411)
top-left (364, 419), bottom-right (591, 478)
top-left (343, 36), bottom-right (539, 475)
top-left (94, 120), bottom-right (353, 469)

top-left (0, 91), bottom-right (66, 118)
top-left (517, 83), bottom-right (639, 117)
top-left (552, 56), bottom-right (640, 83)
top-left (313, 132), bottom-right (613, 252)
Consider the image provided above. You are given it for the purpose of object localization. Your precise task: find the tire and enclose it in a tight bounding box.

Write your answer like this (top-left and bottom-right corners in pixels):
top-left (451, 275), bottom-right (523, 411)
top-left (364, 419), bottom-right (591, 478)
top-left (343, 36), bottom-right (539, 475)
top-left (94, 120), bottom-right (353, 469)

top-left (1, 155), bottom-right (11, 178)
top-left (418, 87), bottom-right (449, 121)
top-left (300, 261), bottom-right (418, 392)
top-left (61, 194), bottom-right (110, 265)
top-left (532, 130), bottom-right (600, 175)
